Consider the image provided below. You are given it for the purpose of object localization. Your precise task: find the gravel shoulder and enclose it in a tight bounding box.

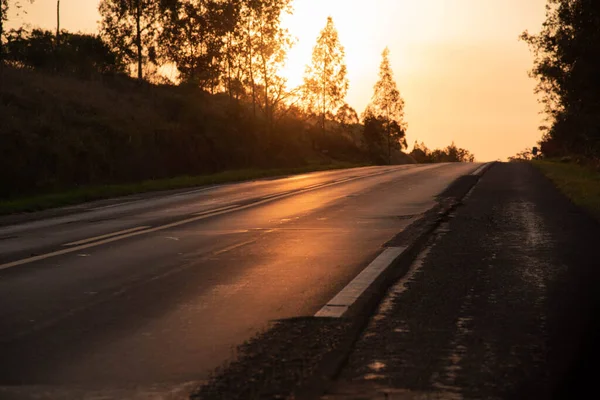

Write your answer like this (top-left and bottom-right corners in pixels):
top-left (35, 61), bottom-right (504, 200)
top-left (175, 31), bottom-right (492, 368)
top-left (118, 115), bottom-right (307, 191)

top-left (324, 163), bottom-right (600, 399)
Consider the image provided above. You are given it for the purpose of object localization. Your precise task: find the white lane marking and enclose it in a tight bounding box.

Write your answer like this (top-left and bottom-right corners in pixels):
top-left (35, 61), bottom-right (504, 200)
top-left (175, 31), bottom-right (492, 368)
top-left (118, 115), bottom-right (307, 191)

top-left (0, 168), bottom-right (407, 272)
top-left (63, 226), bottom-right (151, 247)
top-left (471, 163), bottom-right (489, 176)
top-left (88, 200), bottom-right (143, 211)
top-left (193, 204), bottom-right (240, 216)
top-left (315, 246), bottom-right (407, 318)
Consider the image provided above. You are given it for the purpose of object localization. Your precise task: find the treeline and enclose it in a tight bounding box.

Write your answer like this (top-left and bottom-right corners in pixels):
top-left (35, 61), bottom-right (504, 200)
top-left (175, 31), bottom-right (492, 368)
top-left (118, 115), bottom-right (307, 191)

top-left (3, 28), bottom-right (124, 76)
top-left (410, 142), bottom-right (475, 163)
top-left (523, 0), bottom-right (600, 161)
top-left (1, 0), bottom-right (417, 198)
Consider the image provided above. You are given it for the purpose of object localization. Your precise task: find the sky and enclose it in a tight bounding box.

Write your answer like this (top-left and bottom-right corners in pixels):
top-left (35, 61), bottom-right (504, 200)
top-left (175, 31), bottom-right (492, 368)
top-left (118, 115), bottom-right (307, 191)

top-left (13, 0), bottom-right (549, 161)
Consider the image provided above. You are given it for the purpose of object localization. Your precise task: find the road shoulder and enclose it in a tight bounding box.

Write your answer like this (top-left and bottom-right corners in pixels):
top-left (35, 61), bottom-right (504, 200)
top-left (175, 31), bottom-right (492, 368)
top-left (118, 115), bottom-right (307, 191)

top-left (189, 164), bottom-right (490, 400)
top-left (325, 163), bottom-right (600, 399)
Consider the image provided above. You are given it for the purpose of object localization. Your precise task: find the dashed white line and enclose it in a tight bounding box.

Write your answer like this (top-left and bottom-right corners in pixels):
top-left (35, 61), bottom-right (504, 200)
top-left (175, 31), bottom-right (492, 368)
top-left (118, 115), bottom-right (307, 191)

top-left (193, 204), bottom-right (241, 216)
top-left (63, 226), bottom-right (151, 246)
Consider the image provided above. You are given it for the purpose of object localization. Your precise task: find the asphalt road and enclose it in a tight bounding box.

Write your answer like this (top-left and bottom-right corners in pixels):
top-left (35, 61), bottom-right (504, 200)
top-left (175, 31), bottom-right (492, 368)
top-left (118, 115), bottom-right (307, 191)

top-left (0, 163), bottom-right (480, 397)
top-left (326, 163), bottom-right (600, 400)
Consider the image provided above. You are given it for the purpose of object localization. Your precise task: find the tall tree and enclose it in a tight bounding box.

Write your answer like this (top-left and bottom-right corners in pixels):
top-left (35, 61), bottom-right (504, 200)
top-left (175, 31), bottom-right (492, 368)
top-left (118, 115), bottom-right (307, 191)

top-left (220, 0), bottom-right (242, 100)
top-left (249, 0), bottom-right (293, 130)
top-left (364, 47), bottom-right (407, 163)
top-left (303, 16), bottom-right (348, 131)
top-left (160, 0), bottom-right (232, 91)
top-left (522, 0), bottom-right (600, 157)
top-left (99, 0), bottom-right (161, 81)
top-left (231, 0), bottom-right (293, 127)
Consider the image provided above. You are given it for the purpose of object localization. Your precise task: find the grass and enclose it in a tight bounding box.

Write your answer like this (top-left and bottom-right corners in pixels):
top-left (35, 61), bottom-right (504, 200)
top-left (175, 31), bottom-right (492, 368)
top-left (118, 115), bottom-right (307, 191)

top-left (532, 160), bottom-right (600, 220)
top-left (0, 162), bottom-right (366, 216)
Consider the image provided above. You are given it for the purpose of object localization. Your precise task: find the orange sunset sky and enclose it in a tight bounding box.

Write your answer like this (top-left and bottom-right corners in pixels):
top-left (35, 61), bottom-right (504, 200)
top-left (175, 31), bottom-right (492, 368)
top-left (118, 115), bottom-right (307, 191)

top-left (12, 0), bottom-right (548, 161)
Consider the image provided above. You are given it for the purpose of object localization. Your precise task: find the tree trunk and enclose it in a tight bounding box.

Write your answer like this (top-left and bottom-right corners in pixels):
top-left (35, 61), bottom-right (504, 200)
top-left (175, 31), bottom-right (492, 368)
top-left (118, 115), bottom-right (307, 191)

top-left (247, 19), bottom-right (256, 118)
top-left (258, 21), bottom-right (271, 135)
top-left (135, 0), bottom-right (143, 81)
top-left (386, 106), bottom-right (391, 165)
top-left (56, 1), bottom-right (60, 47)
top-left (322, 61), bottom-right (326, 133)
top-left (388, 127), bottom-right (391, 165)
top-left (0, 2), bottom-right (4, 65)
top-left (226, 32), bottom-right (233, 101)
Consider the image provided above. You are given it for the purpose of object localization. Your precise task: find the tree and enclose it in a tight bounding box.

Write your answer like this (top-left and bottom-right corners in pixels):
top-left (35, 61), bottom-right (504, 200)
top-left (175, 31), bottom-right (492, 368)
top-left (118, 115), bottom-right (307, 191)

top-left (233, 0), bottom-right (293, 126)
top-left (336, 103), bottom-right (359, 127)
top-left (410, 141), bottom-right (431, 163)
top-left (0, 1), bottom-right (7, 62)
top-left (409, 141), bottom-right (475, 163)
top-left (4, 28), bottom-right (126, 75)
top-left (363, 113), bottom-right (404, 163)
top-left (160, 0), bottom-right (232, 91)
top-left (303, 16), bottom-right (348, 131)
top-left (0, 0), bottom-right (34, 63)
top-left (508, 148), bottom-right (534, 162)
top-left (364, 47), bottom-right (407, 163)
top-left (522, 0), bottom-right (600, 158)
top-left (99, 0), bottom-right (162, 81)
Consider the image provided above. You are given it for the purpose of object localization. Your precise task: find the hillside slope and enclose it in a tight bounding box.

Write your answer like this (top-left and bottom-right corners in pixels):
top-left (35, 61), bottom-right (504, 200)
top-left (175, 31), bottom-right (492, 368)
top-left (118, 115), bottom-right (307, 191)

top-left (1, 68), bottom-right (416, 200)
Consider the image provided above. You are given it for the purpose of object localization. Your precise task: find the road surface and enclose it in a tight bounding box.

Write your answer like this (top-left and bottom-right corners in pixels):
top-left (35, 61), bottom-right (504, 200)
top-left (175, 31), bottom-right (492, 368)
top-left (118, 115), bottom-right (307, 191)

top-left (0, 163), bottom-right (480, 398)
top-left (326, 163), bottom-right (600, 400)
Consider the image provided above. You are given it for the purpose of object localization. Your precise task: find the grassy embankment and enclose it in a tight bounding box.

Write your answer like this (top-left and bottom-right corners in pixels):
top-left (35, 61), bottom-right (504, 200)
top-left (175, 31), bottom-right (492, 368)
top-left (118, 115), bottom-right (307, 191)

top-left (1, 67), bottom-right (417, 215)
top-left (0, 162), bottom-right (363, 215)
top-left (533, 160), bottom-right (600, 220)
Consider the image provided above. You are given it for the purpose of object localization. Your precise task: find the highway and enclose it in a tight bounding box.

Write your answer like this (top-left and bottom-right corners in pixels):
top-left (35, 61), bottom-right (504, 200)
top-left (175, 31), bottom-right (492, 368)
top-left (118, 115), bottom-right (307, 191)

top-left (0, 163), bottom-right (481, 397)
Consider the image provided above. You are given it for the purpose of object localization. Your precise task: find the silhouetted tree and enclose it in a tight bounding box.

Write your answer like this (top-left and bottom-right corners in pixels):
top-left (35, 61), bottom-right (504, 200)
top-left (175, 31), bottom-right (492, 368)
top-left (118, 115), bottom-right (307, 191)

top-left (0, 1), bottom-right (7, 62)
top-left (159, 0), bottom-right (231, 91)
top-left (336, 103), bottom-right (358, 127)
top-left (522, 0), bottom-right (600, 158)
top-left (99, 0), bottom-right (162, 80)
top-left (509, 148), bottom-right (535, 162)
top-left (364, 47), bottom-right (407, 163)
top-left (220, 0), bottom-right (242, 99)
top-left (234, 0), bottom-right (293, 125)
top-left (0, 0), bottom-right (34, 63)
top-left (410, 141), bottom-right (475, 163)
top-left (410, 142), bottom-right (431, 163)
top-left (4, 28), bottom-right (125, 75)
top-left (363, 114), bottom-right (404, 164)
top-left (303, 16), bottom-right (348, 131)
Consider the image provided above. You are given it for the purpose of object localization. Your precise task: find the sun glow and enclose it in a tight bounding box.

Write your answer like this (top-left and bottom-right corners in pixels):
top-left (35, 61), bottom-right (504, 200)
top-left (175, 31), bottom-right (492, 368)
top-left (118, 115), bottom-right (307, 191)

top-left (281, 0), bottom-right (547, 160)
top-left (18, 0), bottom-right (548, 161)
top-left (280, 1), bottom-right (444, 113)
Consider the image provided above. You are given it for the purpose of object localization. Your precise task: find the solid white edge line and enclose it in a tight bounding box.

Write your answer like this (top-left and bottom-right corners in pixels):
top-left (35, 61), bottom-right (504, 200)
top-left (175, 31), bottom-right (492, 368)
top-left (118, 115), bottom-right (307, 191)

top-left (63, 226), bottom-right (151, 247)
top-left (471, 163), bottom-right (489, 176)
top-left (315, 246), bottom-right (407, 318)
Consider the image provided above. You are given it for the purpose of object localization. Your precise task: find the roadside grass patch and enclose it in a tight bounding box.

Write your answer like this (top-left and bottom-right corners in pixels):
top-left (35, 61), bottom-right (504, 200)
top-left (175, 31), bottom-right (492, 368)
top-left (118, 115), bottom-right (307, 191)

top-left (532, 160), bottom-right (600, 220)
top-left (0, 162), bottom-right (365, 215)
